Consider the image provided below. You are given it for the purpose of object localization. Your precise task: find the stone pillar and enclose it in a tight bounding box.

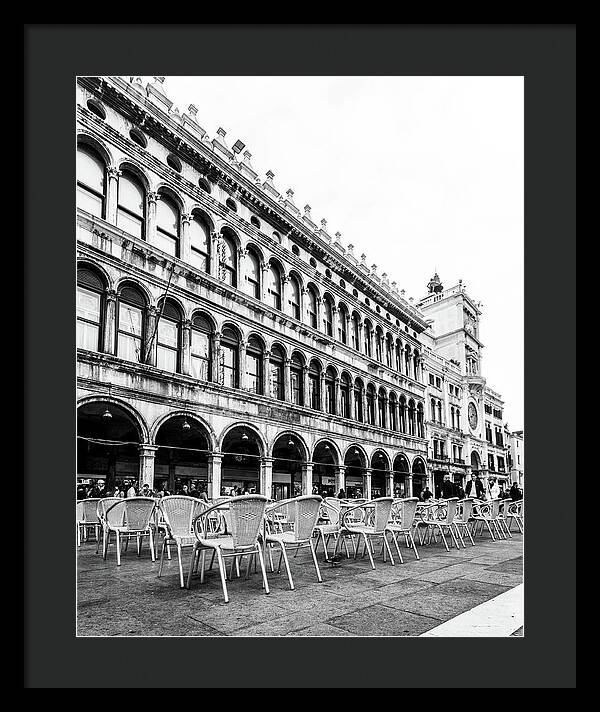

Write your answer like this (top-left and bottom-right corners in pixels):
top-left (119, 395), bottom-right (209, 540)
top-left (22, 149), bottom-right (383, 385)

top-left (180, 319), bottom-right (192, 376)
top-left (335, 465), bottom-right (346, 494)
top-left (315, 297), bottom-right (322, 332)
top-left (261, 263), bottom-right (270, 303)
top-left (207, 453), bottom-right (223, 500)
top-left (301, 462), bottom-right (314, 496)
top-left (262, 351), bottom-right (271, 398)
top-left (144, 306), bottom-right (158, 366)
top-left (357, 321), bottom-right (364, 353)
top-left (103, 289), bottom-right (117, 355)
top-left (211, 331), bottom-right (222, 384)
top-left (302, 366), bottom-right (309, 408)
top-left (407, 474), bottom-right (414, 497)
top-left (138, 445), bottom-right (158, 489)
top-left (209, 231), bottom-right (219, 278)
top-left (387, 471), bottom-right (395, 497)
top-left (333, 378), bottom-right (340, 416)
top-left (106, 167), bottom-right (121, 225)
top-left (361, 388), bottom-right (367, 425)
top-left (331, 305), bottom-right (338, 340)
top-left (284, 358), bottom-right (292, 402)
top-left (180, 213), bottom-right (191, 263)
top-left (319, 371), bottom-right (325, 412)
top-left (281, 276), bottom-right (289, 315)
top-left (147, 192), bottom-right (160, 247)
top-left (382, 396), bottom-right (389, 429)
top-left (260, 457), bottom-right (274, 499)
top-left (364, 469), bottom-right (372, 500)
top-left (238, 339), bottom-right (247, 390)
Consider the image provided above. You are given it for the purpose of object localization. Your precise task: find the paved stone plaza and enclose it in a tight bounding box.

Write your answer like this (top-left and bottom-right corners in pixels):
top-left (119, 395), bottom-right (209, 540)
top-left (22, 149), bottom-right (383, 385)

top-left (77, 530), bottom-right (523, 637)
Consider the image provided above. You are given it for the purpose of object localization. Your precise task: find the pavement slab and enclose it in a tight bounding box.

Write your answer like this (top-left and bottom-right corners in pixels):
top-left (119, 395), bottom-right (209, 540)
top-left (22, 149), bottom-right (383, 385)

top-left (327, 603), bottom-right (441, 636)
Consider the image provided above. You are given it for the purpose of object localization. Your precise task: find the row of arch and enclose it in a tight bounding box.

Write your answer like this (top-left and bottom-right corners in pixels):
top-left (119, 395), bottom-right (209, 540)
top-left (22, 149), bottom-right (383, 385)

top-left (77, 263), bottom-right (426, 435)
top-left (77, 136), bottom-right (423, 379)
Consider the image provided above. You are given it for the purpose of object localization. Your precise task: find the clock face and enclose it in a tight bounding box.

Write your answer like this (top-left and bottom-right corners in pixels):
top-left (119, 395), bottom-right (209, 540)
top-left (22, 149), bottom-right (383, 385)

top-left (468, 403), bottom-right (478, 430)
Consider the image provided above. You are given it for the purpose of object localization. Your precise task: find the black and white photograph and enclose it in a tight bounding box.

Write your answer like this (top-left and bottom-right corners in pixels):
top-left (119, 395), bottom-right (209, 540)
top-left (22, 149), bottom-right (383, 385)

top-left (75, 74), bottom-right (525, 638)
top-left (25, 24), bottom-right (576, 689)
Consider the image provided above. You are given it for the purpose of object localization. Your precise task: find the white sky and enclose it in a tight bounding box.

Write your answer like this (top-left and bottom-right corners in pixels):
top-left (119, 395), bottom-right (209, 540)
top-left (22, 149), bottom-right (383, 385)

top-left (159, 76), bottom-right (524, 430)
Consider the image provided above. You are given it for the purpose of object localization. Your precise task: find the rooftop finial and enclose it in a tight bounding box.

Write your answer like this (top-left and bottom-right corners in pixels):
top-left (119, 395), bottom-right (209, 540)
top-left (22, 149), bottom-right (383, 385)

top-left (427, 271), bottom-right (443, 294)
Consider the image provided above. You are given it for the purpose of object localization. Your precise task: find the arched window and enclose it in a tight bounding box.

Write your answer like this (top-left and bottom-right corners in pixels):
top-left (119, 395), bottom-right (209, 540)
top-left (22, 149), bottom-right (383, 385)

top-left (414, 351), bottom-right (421, 382)
top-left (220, 327), bottom-right (239, 388)
top-left (338, 304), bottom-right (349, 344)
top-left (340, 373), bottom-right (351, 419)
top-left (156, 300), bottom-right (181, 373)
top-left (267, 262), bottom-right (282, 310)
top-left (86, 99), bottom-right (106, 119)
top-left (156, 193), bottom-right (180, 257)
top-left (189, 214), bottom-right (210, 272)
top-left (450, 406), bottom-right (455, 429)
top-left (77, 144), bottom-right (106, 218)
top-left (375, 327), bottom-right (384, 362)
top-left (378, 388), bottom-right (387, 428)
top-left (250, 216), bottom-right (261, 229)
top-left (218, 234), bottom-right (237, 287)
top-left (437, 401), bottom-right (443, 424)
top-left (351, 312), bottom-right (361, 351)
top-left (77, 267), bottom-right (104, 351)
top-left (385, 333), bottom-right (393, 368)
top-left (116, 284), bottom-right (145, 363)
top-left (246, 336), bottom-right (263, 394)
top-left (117, 170), bottom-right (145, 239)
top-left (322, 296), bottom-right (333, 337)
top-left (395, 340), bottom-right (403, 372)
top-left (191, 314), bottom-right (212, 381)
top-left (354, 379), bottom-right (364, 422)
top-left (290, 353), bottom-right (304, 406)
top-left (307, 286), bottom-right (318, 329)
top-left (456, 408), bottom-right (461, 430)
top-left (389, 392), bottom-right (398, 431)
top-left (399, 396), bottom-right (407, 434)
top-left (364, 320), bottom-right (373, 357)
top-left (405, 346), bottom-right (412, 377)
top-left (269, 346), bottom-right (285, 400)
top-left (129, 128), bottom-right (147, 148)
top-left (408, 399), bottom-right (416, 436)
top-left (309, 360), bottom-right (321, 410)
top-left (431, 398), bottom-right (437, 422)
top-left (417, 403), bottom-right (425, 438)
top-left (366, 384), bottom-right (376, 426)
top-left (325, 366), bottom-right (336, 415)
top-left (288, 274), bottom-right (301, 320)
top-left (244, 249), bottom-right (261, 299)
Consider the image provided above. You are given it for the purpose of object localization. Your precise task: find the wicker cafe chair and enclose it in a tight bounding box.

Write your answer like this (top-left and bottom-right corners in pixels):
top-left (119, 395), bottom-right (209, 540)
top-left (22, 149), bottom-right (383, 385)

top-left (102, 497), bottom-right (157, 566)
top-left (471, 498), bottom-right (505, 541)
top-left (264, 496), bottom-right (323, 590)
top-left (314, 499), bottom-right (350, 561)
top-left (186, 495), bottom-right (270, 604)
top-left (496, 498), bottom-right (513, 539)
top-left (419, 498), bottom-right (461, 551)
top-left (385, 497), bottom-right (420, 562)
top-left (158, 496), bottom-right (207, 588)
top-left (453, 498), bottom-right (476, 547)
top-left (506, 499), bottom-right (524, 534)
top-left (76, 499), bottom-right (102, 546)
top-left (334, 497), bottom-right (395, 570)
top-left (96, 497), bottom-right (123, 555)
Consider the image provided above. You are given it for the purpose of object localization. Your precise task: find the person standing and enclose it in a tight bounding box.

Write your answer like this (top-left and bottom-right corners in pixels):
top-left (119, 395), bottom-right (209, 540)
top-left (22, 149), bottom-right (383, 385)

top-left (126, 481), bottom-right (137, 498)
top-left (509, 482), bottom-right (522, 501)
top-left (489, 478), bottom-right (500, 500)
top-left (141, 483), bottom-right (155, 498)
top-left (442, 475), bottom-right (455, 499)
top-left (421, 486), bottom-right (433, 501)
top-left (89, 479), bottom-right (107, 499)
top-left (337, 488), bottom-right (346, 499)
top-left (465, 474), bottom-right (484, 500)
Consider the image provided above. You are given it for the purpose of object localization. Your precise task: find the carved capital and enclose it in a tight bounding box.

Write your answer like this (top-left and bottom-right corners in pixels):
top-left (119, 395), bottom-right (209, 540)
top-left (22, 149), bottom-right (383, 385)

top-left (148, 191), bottom-right (160, 204)
top-left (181, 213), bottom-right (191, 225)
top-left (107, 166), bottom-right (122, 180)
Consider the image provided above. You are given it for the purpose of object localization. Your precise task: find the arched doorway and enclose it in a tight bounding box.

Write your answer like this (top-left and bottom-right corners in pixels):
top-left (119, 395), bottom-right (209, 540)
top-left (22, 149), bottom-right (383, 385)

top-left (312, 441), bottom-right (337, 497)
top-left (154, 415), bottom-right (210, 495)
top-left (393, 453), bottom-right (410, 497)
top-left (470, 450), bottom-right (482, 475)
top-left (272, 433), bottom-right (306, 500)
top-left (344, 446), bottom-right (367, 499)
top-left (412, 457), bottom-right (427, 500)
top-left (371, 450), bottom-right (390, 498)
top-left (221, 426), bottom-right (262, 495)
top-left (77, 400), bottom-right (142, 493)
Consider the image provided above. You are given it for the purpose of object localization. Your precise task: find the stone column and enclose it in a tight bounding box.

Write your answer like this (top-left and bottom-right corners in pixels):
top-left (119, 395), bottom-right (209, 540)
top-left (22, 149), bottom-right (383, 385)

top-left (302, 366), bottom-right (310, 408)
top-left (180, 319), bottom-right (192, 376)
top-left (333, 377), bottom-right (340, 416)
top-left (147, 192), bottom-right (160, 247)
top-left (180, 213), bottom-right (191, 263)
top-left (207, 453), bottom-right (223, 500)
top-left (357, 321), bottom-right (364, 353)
top-left (301, 462), bottom-right (314, 496)
top-left (238, 339), bottom-right (247, 390)
top-left (144, 306), bottom-right (158, 366)
top-left (361, 388), bottom-right (367, 425)
top-left (331, 305), bottom-right (338, 340)
top-left (281, 276), bottom-right (289, 315)
top-left (315, 297), bottom-right (322, 332)
top-left (407, 474), bottom-right (414, 497)
top-left (211, 331), bottom-right (221, 384)
top-left (284, 358), bottom-right (292, 402)
top-left (103, 289), bottom-right (117, 355)
top-left (261, 263), bottom-right (270, 303)
top-left (364, 469), bottom-right (372, 500)
top-left (262, 351), bottom-right (271, 397)
top-left (106, 166), bottom-right (121, 225)
top-left (335, 465), bottom-right (346, 494)
top-left (260, 457), bottom-right (274, 499)
top-left (319, 371), bottom-right (325, 412)
top-left (382, 396), bottom-right (389, 429)
top-left (138, 445), bottom-right (158, 490)
top-left (387, 471), bottom-right (395, 497)
top-left (209, 231), bottom-right (219, 279)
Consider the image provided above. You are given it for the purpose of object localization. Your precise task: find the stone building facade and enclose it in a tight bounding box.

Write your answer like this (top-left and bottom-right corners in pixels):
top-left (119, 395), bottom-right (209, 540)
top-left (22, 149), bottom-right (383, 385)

top-left (76, 76), bottom-right (518, 501)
